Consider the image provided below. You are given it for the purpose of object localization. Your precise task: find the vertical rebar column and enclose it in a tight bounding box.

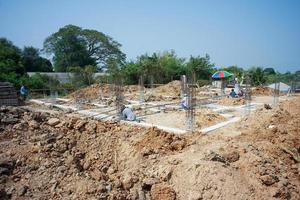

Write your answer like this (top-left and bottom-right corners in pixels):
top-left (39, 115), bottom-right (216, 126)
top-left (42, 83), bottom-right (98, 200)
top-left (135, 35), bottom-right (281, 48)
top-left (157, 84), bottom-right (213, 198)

top-left (186, 72), bottom-right (196, 131)
top-left (221, 79), bottom-right (226, 96)
top-left (180, 75), bottom-right (187, 98)
top-left (273, 82), bottom-right (280, 105)
top-left (209, 76), bottom-right (213, 98)
top-left (49, 78), bottom-right (56, 104)
top-left (244, 74), bottom-right (251, 116)
top-left (99, 81), bottom-right (103, 100)
top-left (150, 75), bottom-right (154, 91)
top-left (288, 81), bottom-right (294, 96)
top-left (114, 75), bottom-right (124, 121)
top-left (139, 75), bottom-right (144, 104)
top-left (109, 76), bottom-right (114, 99)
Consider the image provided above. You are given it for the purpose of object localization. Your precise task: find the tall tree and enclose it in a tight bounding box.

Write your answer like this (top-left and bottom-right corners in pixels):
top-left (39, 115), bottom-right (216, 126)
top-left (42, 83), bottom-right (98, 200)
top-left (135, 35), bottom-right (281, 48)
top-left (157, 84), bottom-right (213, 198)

top-left (0, 38), bottom-right (24, 75)
top-left (186, 54), bottom-right (215, 80)
top-left (43, 25), bottom-right (125, 72)
top-left (159, 50), bottom-right (185, 82)
top-left (263, 67), bottom-right (276, 75)
top-left (22, 46), bottom-right (53, 72)
top-left (248, 67), bottom-right (266, 86)
top-left (137, 53), bottom-right (163, 84)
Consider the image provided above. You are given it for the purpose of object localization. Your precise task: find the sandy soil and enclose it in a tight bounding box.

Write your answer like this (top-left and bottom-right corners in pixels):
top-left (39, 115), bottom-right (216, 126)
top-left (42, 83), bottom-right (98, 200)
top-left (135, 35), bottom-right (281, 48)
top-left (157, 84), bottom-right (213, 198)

top-left (143, 109), bottom-right (225, 130)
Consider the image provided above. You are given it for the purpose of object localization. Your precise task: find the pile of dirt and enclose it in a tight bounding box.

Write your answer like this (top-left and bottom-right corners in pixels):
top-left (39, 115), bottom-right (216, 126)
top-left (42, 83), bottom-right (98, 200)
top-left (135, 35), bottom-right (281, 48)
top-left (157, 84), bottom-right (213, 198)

top-left (66, 84), bottom-right (139, 101)
top-left (152, 81), bottom-right (181, 97)
top-left (195, 109), bottom-right (226, 128)
top-left (135, 127), bottom-right (191, 155)
top-left (252, 86), bottom-right (273, 96)
top-left (218, 97), bottom-right (246, 105)
top-left (66, 84), bottom-right (107, 101)
top-left (0, 106), bottom-right (193, 199)
top-left (218, 97), bottom-right (300, 199)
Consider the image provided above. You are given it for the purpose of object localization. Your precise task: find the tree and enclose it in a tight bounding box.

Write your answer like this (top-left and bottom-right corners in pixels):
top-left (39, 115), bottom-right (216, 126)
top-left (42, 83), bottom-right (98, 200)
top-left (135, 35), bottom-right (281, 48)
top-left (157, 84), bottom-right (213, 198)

top-left (0, 38), bottom-right (24, 75)
top-left (22, 46), bottom-right (53, 72)
top-left (222, 65), bottom-right (244, 80)
top-left (121, 61), bottom-right (141, 84)
top-left (43, 24), bottom-right (125, 72)
top-left (0, 38), bottom-right (26, 87)
top-left (263, 68), bottom-right (276, 75)
top-left (186, 54), bottom-right (215, 80)
top-left (137, 53), bottom-right (163, 84)
top-left (69, 65), bottom-right (97, 86)
top-left (248, 67), bottom-right (266, 86)
top-left (159, 50), bottom-right (185, 82)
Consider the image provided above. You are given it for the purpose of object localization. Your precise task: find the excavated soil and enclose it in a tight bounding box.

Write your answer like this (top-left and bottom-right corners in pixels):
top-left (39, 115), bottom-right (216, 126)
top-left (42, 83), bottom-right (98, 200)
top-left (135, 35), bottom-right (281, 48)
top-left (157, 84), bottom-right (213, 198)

top-left (65, 82), bottom-right (180, 102)
top-left (218, 97), bottom-right (246, 105)
top-left (252, 86), bottom-right (273, 96)
top-left (144, 109), bottom-right (225, 130)
top-left (66, 84), bottom-right (139, 101)
top-left (0, 96), bottom-right (299, 200)
top-left (151, 81), bottom-right (181, 97)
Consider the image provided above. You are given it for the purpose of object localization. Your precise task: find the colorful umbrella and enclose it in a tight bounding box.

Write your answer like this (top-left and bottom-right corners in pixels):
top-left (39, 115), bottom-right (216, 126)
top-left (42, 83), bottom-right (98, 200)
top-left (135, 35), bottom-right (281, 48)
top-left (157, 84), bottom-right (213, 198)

top-left (211, 70), bottom-right (233, 79)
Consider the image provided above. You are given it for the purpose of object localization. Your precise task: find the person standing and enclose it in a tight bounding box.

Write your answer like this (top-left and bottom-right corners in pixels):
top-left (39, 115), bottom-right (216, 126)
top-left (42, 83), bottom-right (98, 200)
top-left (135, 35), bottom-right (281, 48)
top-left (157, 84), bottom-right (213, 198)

top-left (20, 85), bottom-right (28, 101)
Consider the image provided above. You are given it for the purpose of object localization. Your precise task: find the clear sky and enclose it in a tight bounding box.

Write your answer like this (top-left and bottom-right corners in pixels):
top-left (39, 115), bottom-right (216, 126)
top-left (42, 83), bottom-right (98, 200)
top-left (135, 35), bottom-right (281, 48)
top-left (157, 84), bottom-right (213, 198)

top-left (0, 0), bottom-right (299, 72)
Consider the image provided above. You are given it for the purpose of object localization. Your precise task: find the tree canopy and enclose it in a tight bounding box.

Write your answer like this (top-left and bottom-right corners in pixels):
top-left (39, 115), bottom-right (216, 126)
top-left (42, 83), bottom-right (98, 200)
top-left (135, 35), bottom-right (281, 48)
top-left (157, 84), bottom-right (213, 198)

top-left (0, 38), bottom-right (24, 75)
top-left (22, 46), bottom-right (53, 72)
top-left (43, 25), bottom-right (125, 72)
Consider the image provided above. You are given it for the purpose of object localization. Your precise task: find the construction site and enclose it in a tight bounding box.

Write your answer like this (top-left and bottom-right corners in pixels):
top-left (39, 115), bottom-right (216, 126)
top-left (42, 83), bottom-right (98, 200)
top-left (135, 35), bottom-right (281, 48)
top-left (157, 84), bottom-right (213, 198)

top-left (0, 74), bottom-right (299, 200)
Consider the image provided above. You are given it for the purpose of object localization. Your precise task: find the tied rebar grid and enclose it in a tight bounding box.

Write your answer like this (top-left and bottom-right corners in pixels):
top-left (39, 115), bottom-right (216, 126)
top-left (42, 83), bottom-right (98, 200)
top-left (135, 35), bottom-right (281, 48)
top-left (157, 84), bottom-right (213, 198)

top-left (114, 76), bottom-right (124, 121)
top-left (139, 75), bottom-right (144, 104)
top-left (186, 72), bottom-right (196, 131)
top-left (244, 74), bottom-right (252, 116)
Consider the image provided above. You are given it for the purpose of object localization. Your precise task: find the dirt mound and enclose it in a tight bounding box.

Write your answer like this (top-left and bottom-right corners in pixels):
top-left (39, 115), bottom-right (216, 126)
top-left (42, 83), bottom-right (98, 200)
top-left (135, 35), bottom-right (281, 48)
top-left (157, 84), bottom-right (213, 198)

top-left (195, 109), bottom-right (226, 128)
top-left (218, 97), bottom-right (246, 105)
top-left (252, 86), bottom-right (273, 96)
top-left (135, 128), bottom-right (189, 155)
top-left (153, 81), bottom-right (181, 97)
top-left (0, 107), bottom-right (195, 199)
top-left (220, 97), bottom-right (300, 199)
top-left (66, 84), bottom-right (139, 101)
top-left (66, 83), bottom-right (106, 100)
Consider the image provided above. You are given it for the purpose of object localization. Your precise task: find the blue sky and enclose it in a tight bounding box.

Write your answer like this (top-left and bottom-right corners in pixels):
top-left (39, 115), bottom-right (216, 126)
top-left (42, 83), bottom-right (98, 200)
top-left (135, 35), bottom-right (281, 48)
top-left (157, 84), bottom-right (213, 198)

top-left (0, 0), bottom-right (299, 72)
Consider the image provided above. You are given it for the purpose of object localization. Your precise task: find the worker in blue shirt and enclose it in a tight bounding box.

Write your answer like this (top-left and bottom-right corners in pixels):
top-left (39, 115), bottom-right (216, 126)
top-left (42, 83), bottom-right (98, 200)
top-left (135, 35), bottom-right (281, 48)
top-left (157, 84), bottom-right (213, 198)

top-left (20, 85), bottom-right (28, 101)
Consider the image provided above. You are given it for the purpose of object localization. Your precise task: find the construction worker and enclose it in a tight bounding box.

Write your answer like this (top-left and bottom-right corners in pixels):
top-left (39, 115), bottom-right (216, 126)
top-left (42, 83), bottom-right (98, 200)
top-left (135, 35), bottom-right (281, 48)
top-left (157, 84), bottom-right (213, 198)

top-left (20, 85), bottom-right (28, 101)
top-left (121, 105), bottom-right (136, 121)
top-left (229, 89), bottom-right (237, 98)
